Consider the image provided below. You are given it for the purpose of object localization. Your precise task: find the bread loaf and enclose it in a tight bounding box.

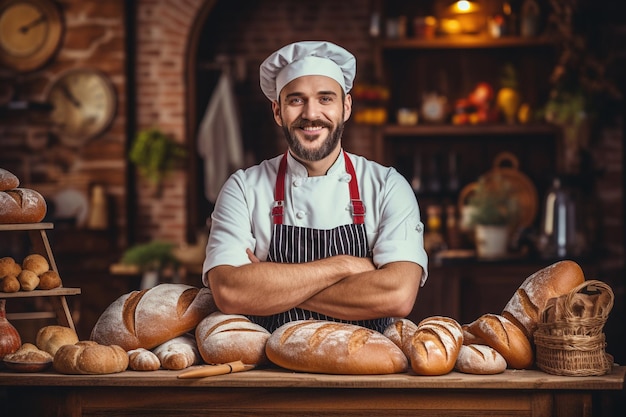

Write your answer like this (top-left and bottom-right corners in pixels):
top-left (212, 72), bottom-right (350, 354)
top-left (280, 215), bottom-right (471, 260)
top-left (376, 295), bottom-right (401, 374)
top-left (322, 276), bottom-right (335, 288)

top-left (38, 270), bottom-right (62, 290)
top-left (90, 284), bottom-right (218, 351)
top-left (22, 254), bottom-right (49, 275)
top-left (383, 318), bottom-right (418, 357)
top-left (466, 313), bottom-right (533, 369)
top-left (153, 334), bottom-right (201, 370)
top-left (53, 341), bottom-right (129, 375)
top-left (408, 316), bottom-right (463, 376)
top-left (455, 344), bottom-right (507, 375)
top-left (128, 348), bottom-right (161, 371)
top-left (195, 312), bottom-right (271, 365)
top-left (502, 260), bottom-right (585, 340)
top-left (0, 188), bottom-right (47, 224)
top-left (0, 168), bottom-right (19, 191)
top-left (3, 343), bottom-right (53, 364)
top-left (462, 324), bottom-right (486, 345)
top-left (36, 325), bottom-right (79, 357)
top-left (266, 320), bottom-right (408, 375)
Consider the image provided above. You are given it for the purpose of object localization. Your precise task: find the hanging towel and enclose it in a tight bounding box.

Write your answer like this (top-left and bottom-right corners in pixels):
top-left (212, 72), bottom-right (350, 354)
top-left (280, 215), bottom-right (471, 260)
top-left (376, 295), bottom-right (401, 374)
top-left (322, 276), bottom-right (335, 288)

top-left (197, 71), bottom-right (245, 202)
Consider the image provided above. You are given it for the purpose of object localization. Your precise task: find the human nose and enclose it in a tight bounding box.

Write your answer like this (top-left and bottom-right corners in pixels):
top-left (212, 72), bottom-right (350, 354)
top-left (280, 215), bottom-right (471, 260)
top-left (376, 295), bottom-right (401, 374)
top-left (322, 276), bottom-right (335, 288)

top-left (301, 100), bottom-right (321, 120)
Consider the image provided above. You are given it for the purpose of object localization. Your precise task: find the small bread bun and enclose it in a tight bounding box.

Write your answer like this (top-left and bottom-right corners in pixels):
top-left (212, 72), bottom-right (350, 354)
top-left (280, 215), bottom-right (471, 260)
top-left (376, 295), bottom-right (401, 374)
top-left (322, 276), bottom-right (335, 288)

top-left (36, 325), bottom-right (80, 357)
top-left (153, 335), bottom-right (201, 370)
top-left (0, 257), bottom-right (20, 279)
top-left (408, 316), bottom-right (463, 376)
top-left (1, 275), bottom-right (20, 293)
top-left (53, 341), bottom-right (129, 375)
top-left (455, 344), bottom-right (507, 375)
top-left (17, 269), bottom-right (39, 291)
top-left (128, 348), bottom-right (161, 371)
top-left (0, 168), bottom-right (19, 191)
top-left (38, 270), bottom-right (62, 290)
top-left (3, 343), bottom-right (53, 363)
top-left (22, 254), bottom-right (49, 276)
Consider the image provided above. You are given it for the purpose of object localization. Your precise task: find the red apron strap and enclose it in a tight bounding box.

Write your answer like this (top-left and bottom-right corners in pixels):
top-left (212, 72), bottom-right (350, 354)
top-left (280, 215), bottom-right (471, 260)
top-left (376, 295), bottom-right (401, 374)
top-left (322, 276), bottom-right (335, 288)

top-left (343, 152), bottom-right (365, 225)
top-left (272, 151), bottom-right (288, 225)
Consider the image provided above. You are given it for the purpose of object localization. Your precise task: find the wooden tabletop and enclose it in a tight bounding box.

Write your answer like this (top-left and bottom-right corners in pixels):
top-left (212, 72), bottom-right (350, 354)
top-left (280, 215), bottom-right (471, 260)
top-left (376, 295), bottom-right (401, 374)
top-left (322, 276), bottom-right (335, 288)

top-left (1, 365), bottom-right (624, 391)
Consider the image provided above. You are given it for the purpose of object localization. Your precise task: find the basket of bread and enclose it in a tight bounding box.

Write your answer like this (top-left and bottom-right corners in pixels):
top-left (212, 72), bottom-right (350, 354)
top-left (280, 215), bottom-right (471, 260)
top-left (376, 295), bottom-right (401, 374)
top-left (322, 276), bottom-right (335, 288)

top-left (534, 280), bottom-right (614, 376)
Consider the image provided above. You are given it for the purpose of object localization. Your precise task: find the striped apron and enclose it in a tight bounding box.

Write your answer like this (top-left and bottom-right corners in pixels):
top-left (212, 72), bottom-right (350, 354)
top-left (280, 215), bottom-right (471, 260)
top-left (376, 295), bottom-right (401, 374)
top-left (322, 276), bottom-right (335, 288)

top-left (248, 151), bottom-right (392, 333)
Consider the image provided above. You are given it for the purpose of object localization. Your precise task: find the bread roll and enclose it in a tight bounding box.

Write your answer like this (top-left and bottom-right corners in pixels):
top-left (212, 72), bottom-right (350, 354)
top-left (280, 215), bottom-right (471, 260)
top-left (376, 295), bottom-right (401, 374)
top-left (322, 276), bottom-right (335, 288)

top-left (128, 348), bottom-right (161, 371)
top-left (1, 275), bottom-right (20, 293)
top-left (195, 312), bottom-right (271, 365)
top-left (90, 284), bottom-right (218, 351)
top-left (408, 316), bottom-right (463, 376)
top-left (266, 320), bottom-right (407, 375)
top-left (153, 334), bottom-right (201, 370)
top-left (0, 168), bottom-right (19, 191)
top-left (502, 260), bottom-right (585, 340)
top-left (36, 325), bottom-right (80, 357)
top-left (17, 269), bottom-right (39, 291)
top-left (0, 257), bottom-right (20, 279)
top-left (53, 341), bottom-right (129, 375)
top-left (3, 343), bottom-right (53, 364)
top-left (22, 254), bottom-right (49, 275)
top-left (38, 270), bottom-right (62, 290)
top-left (383, 318), bottom-right (418, 357)
top-left (455, 344), bottom-right (507, 375)
top-left (0, 188), bottom-right (47, 224)
top-left (466, 313), bottom-right (533, 369)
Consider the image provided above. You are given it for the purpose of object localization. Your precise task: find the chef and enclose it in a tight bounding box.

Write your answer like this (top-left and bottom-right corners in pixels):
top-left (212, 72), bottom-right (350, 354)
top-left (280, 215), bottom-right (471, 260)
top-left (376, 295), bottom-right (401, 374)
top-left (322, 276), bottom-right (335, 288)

top-left (203, 40), bottom-right (428, 333)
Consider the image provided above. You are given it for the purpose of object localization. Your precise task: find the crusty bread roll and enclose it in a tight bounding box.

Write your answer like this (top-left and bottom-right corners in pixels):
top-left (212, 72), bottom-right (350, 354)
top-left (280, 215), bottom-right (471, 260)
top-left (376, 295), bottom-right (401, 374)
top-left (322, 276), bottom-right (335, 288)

top-left (36, 325), bottom-right (80, 357)
top-left (408, 316), bottom-right (463, 376)
top-left (38, 270), bottom-right (62, 290)
top-left (0, 188), bottom-right (47, 224)
top-left (455, 344), bottom-right (507, 375)
top-left (53, 341), bottom-right (129, 375)
top-left (0, 168), bottom-right (19, 191)
top-left (22, 254), bottom-right (49, 275)
top-left (467, 313), bottom-right (533, 369)
top-left (1, 275), bottom-right (20, 293)
top-left (502, 260), bottom-right (585, 340)
top-left (383, 318), bottom-right (418, 357)
top-left (0, 256), bottom-right (21, 279)
top-left (195, 312), bottom-right (271, 365)
top-left (266, 320), bottom-right (408, 375)
top-left (17, 269), bottom-right (39, 291)
top-left (3, 343), bottom-right (53, 364)
top-left (128, 348), bottom-right (161, 371)
top-left (153, 334), bottom-right (201, 370)
top-left (90, 284), bottom-right (218, 351)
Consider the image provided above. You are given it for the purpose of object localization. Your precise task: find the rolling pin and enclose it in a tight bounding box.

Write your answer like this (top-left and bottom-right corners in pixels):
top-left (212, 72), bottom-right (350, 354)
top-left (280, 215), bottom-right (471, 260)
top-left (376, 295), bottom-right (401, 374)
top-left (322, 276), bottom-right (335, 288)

top-left (177, 360), bottom-right (255, 379)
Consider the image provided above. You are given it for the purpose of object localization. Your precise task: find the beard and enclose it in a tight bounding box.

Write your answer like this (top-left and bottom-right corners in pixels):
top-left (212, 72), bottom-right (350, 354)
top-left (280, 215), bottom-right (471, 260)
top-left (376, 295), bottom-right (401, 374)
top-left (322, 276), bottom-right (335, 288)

top-left (281, 115), bottom-right (345, 162)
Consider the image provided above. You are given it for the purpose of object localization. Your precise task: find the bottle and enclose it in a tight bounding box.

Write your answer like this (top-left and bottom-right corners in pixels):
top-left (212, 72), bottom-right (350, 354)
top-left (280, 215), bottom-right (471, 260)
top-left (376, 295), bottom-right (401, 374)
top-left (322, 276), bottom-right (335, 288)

top-left (424, 205), bottom-right (448, 256)
top-left (520, 0), bottom-right (540, 37)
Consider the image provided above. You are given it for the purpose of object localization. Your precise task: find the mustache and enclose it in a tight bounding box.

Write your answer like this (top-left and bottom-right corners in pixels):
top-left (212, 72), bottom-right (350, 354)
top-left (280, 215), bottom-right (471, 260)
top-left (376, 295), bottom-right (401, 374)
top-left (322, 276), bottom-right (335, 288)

top-left (292, 118), bottom-right (333, 129)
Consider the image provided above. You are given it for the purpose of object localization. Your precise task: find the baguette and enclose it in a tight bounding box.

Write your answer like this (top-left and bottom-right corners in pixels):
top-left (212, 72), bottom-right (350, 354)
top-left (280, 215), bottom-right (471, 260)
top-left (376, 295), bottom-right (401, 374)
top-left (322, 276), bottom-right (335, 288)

top-left (455, 344), bottom-right (507, 375)
top-left (90, 284), bottom-right (218, 351)
top-left (502, 260), bottom-right (585, 340)
top-left (0, 188), bottom-right (47, 224)
top-left (195, 312), bottom-right (270, 365)
top-left (53, 341), bottom-right (129, 375)
top-left (466, 313), bottom-right (533, 369)
top-left (383, 318), bottom-right (418, 357)
top-left (153, 334), bottom-right (201, 370)
top-left (266, 320), bottom-right (408, 375)
top-left (408, 316), bottom-right (463, 376)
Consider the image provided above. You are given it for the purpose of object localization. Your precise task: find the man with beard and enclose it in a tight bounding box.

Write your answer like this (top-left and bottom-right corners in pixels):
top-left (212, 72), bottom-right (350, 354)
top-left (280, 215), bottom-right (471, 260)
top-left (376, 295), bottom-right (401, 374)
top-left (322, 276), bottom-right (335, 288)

top-left (202, 41), bottom-right (428, 333)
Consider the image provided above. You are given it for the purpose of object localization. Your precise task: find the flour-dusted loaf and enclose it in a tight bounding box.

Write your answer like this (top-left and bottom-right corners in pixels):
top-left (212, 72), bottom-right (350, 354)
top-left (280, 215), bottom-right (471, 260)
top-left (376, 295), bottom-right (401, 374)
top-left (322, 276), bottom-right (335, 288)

top-left (36, 325), bottom-right (79, 357)
top-left (266, 320), bottom-right (408, 375)
top-left (195, 312), bottom-right (271, 365)
top-left (502, 260), bottom-right (585, 340)
top-left (383, 318), bottom-right (418, 357)
top-left (455, 344), bottom-right (507, 375)
top-left (0, 168), bottom-right (19, 191)
top-left (408, 316), bottom-right (463, 376)
top-left (127, 348), bottom-right (161, 371)
top-left (153, 334), bottom-right (201, 370)
top-left (90, 284), bottom-right (218, 351)
top-left (53, 341), bottom-right (129, 375)
top-left (0, 188), bottom-right (47, 224)
top-left (467, 313), bottom-right (533, 369)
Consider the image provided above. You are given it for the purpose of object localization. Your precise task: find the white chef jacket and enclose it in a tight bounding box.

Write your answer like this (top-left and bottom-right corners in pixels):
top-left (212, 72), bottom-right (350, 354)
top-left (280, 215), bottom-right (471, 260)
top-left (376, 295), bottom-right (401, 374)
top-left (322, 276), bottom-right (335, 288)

top-left (202, 150), bottom-right (428, 286)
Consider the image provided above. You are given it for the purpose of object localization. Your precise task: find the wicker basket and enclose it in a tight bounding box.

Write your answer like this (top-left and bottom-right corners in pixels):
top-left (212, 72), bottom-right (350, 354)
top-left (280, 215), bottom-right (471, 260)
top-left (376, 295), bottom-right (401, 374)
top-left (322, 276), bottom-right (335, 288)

top-left (534, 280), bottom-right (614, 376)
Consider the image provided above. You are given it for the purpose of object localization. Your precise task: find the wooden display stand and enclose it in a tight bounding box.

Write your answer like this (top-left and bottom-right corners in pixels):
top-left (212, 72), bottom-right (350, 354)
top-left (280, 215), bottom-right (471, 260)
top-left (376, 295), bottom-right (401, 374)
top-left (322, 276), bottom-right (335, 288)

top-left (0, 223), bottom-right (80, 330)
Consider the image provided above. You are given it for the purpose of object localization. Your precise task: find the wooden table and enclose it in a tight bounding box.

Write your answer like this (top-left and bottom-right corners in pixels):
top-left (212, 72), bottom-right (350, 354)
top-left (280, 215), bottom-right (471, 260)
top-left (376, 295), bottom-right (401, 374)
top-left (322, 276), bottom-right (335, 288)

top-left (1, 366), bottom-right (624, 416)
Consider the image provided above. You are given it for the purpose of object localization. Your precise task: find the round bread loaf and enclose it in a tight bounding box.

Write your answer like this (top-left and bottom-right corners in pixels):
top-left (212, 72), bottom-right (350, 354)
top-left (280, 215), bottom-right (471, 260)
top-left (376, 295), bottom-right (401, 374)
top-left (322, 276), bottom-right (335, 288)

top-left (153, 334), bottom-right (201, 370)
top-left (383, 318), bottom-right (418, 357)
top-left (466, 313), bottom-right (533, 369)
top-left (266, 320), bottom-right (408, 375)
top-left (90, 284), bottom-right (218, 351)
top-left (455, 344), bottom-right (507, 375)
top-left (22, 254), bottom-right (50, 275)
top-left (195, 312), bottom-right (271, 365)
top-left (128, 348), bottom-right (161, 371)
top-left (0, 168), bottom-right (19, 191)
top-left (502, 260), bottom-right (585, 340)
top-left (17, 269), bottom-right (39, 291)
top-left (36, 325), bottom-right (80, 357)
top-left (53, 341), bottom-right (129, 375)
top-left (0, 188), bottom-right (47, 224)
top-left (408, 316), bottom-right (463, 376)
top-left (38, 270), bottom-right (62, 290)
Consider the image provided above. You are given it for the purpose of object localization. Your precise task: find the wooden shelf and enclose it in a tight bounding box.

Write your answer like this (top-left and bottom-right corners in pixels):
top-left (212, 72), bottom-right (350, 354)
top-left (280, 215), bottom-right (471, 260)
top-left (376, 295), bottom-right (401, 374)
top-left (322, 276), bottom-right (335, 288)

top-left (0, 288), bottom-right (81, 298)
top-left (380, 36), bottom-right (555, 50)
top-left (383, 123), bottom-right (561, 137)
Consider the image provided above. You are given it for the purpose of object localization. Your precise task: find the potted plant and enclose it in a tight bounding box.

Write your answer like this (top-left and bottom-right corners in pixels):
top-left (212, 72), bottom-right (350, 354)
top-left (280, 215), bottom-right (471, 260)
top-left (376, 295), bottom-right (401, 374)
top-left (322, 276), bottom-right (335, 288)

top-left (465, 174), bottom-right (520, 259)
top-left (121, 240), bottom-right (180, 288)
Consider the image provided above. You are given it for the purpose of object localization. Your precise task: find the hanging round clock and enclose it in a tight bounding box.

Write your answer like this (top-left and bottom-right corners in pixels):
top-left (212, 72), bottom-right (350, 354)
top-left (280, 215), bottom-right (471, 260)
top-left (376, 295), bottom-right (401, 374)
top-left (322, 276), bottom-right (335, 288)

top-left (47, 68), bottom-right (117, 146)
top-left (0, 0), bottom-right (64, 72)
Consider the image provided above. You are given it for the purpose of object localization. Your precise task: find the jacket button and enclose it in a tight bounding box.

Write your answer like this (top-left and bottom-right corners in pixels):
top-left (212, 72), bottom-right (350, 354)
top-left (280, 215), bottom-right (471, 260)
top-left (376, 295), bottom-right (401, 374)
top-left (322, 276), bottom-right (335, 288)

top-left (296, 210), bottom-right (306, 219)
top-left (293, 178), bottom-right (303, 187)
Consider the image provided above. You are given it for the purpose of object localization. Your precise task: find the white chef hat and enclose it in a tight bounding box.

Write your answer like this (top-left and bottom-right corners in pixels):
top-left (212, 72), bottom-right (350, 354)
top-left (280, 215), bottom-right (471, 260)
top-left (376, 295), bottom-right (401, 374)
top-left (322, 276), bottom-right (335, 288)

top-left (259, 40), bottom-right (356, 101)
